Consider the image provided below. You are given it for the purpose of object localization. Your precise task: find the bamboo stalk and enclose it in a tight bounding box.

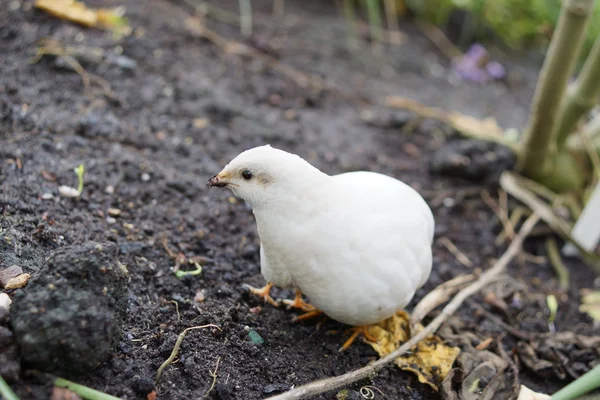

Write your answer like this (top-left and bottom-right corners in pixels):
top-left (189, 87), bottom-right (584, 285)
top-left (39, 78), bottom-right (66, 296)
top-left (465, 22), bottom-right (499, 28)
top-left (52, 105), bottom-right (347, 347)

top-left (555, 36), bottom-right (600, 147)
top-left (517, 0), bottom-right (594, 180)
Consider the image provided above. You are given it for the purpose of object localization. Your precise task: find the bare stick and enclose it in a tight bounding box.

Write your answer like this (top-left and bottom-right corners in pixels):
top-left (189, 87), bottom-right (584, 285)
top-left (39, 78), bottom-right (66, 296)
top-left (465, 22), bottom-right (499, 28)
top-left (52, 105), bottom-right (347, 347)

top-left (410, 273), bottom-right (476, 328)
top-left (266, 213), bottom-right (540, 400)
top-left (155, 324), bottom-right (221, 385)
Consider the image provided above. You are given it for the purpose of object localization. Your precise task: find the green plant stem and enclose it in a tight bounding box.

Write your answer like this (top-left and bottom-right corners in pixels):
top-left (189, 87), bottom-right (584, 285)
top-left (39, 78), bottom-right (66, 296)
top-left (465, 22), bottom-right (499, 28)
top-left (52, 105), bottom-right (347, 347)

top-left (364, 0), bottom-right (383, 44)
top-left (0, 376), bottom-right (19, 400)
top-left (343, 0), bottom-right (358, 48)
top-left (382, 0), bottom-right (399, 33)
top-left (552, 364), bottom-right (600, 400)
top-left (517, 0), bottom-right (594, 181)
top-left (555, 37), bottom-right (600, 147)
top-left (238, 0), bottom-right (252, 37)
top-left (545, 238), bottom-right (570, 291)
top-left (54, 378), bottom-right (121, 400)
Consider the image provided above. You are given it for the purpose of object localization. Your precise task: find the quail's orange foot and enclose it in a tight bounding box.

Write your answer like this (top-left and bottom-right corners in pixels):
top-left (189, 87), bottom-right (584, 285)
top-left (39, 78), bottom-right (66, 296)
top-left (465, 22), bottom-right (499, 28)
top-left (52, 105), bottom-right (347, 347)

top-left (242, 282), bottom-right (280, 307)
top-left (282, 289), bottom-right (324, 322)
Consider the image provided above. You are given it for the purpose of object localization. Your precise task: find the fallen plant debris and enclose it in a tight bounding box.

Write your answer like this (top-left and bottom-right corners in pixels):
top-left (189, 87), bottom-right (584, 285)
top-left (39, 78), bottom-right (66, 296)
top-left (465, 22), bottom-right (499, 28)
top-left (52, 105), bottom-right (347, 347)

top-left (154, 324), bottom-right (221, 386)
top-left (516, 332), bottom-right (600, 380)
top-left (580, 289), bottom-right (600, 322)
top-left (365, 311), bottom-right (461, 390)
top-left (3, 273), bottom-right (31, 290)
top-left (34, 0), bottom-right (129, 33)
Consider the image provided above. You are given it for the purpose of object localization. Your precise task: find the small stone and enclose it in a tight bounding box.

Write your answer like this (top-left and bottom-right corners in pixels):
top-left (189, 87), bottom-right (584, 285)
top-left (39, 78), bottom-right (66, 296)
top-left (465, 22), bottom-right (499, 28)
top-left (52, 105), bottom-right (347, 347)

top-left (106, 217), bottom-right (117, 225)
top-left (249, 306), bottom-right (262, 315)
top-left (4, 273), bottom-right (30, 290)
top-left (0, 293), bottom-right (12, 316)
top-left (105, 185), bottom-right (115, 194)
top-left (0, 265), bottom-right (23, 287)
top-left (335, 389), bottom-right (362, 400)
top-left (194, 290), bottom-right (206, 303)
top-left (192, 118), bottom-right (210, 129)
top-left (41, 193), bottom-right (54, 200)
top-left (141, 173), bottom-right (150, 182)
top-left (248, 329), bottom-right (264, 345)
top-left (58, 186), bottom-right (80, 198)
top-left (107, 208), bottom-right (121, 217)
top-left (263, 383), bottom-right (290, 395)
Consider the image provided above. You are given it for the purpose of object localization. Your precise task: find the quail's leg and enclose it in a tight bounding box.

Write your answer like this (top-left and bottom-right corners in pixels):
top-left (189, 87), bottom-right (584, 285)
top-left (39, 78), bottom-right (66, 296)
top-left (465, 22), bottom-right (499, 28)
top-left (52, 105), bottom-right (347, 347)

top-left (283, 289), bottom-right (325, 322)
top-left (282, 289), bottom-right (316, 312)
top-left (242, 282), bottom-right (280, 307)
top-left (339, 325), bottom-right (378, 352)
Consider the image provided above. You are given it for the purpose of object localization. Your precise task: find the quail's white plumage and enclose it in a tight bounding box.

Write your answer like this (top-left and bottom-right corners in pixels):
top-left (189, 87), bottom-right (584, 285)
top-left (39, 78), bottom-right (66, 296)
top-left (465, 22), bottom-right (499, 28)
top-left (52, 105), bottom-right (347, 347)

top-left (208, 145), bottom-right (434, 327)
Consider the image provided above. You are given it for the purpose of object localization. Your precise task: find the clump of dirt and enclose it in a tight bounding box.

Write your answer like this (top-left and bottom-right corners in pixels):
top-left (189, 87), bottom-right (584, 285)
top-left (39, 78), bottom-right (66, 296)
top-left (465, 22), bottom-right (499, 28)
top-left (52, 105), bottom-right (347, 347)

top-left (10, 242), bottom-right (128, 377)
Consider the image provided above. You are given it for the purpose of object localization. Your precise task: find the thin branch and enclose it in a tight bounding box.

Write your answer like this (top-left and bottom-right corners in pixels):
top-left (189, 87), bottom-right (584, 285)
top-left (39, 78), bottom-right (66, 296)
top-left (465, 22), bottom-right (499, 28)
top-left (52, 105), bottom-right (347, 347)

top-left (155, 324), bottom-right (221, 385)
top-left (555, 36), bottom-right (600, 147)
top-left (517, 0), bottom-right (594, 180)
top-left (266, 213), bottom-right (540, 400)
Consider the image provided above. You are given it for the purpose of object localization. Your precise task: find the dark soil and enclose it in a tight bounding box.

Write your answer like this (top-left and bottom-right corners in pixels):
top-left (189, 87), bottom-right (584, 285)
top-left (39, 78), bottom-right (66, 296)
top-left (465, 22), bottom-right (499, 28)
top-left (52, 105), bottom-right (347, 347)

top-left (1, 1), bottom-right (599, 399)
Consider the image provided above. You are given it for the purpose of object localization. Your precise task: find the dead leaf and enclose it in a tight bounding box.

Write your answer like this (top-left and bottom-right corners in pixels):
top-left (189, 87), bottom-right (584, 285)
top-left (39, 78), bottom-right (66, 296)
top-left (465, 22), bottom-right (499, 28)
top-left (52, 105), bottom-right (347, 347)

top-left (384, 95), bottom-right (515, 149)
top-left (580, 289), bottom-right (600, 321)
top-left (365, 311), bottom-right (460, 390)
top-left (517, 332), bottom-right (600, 380)
top-left (34, 0), bottom-right (129, 32)
top-left (4, 273), bottom-right (31, 290)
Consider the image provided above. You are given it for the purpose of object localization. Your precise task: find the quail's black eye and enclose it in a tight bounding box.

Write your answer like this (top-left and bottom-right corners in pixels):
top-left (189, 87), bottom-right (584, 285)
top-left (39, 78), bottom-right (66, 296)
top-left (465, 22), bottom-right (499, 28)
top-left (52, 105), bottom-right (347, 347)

top-left (241, 170), bottom-right (253, 180)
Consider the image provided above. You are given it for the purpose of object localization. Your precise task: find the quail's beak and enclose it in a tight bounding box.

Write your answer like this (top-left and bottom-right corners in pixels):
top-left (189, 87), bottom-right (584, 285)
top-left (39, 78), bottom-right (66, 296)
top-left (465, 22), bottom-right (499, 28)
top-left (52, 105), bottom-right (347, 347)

top-left (207, 171), bottom-right (230, 188)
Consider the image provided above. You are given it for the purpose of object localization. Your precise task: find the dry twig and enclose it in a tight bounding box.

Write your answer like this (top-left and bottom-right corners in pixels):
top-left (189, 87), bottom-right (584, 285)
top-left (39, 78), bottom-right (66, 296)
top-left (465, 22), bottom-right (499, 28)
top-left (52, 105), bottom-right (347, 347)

top-left (155, 324), bottom-right (221, 385)
top-left (204, 356), bottom-right (221, 398)
top-left (438, 237), bottom-right (474, 268)
top-left (410, 273), bottom-right (476, 328)
top-left (267, 213), bottom-right (540, 400)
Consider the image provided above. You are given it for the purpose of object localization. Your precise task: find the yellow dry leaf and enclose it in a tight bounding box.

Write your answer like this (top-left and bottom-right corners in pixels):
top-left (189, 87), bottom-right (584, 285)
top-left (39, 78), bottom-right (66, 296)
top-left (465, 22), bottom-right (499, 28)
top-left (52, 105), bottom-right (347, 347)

top-left (4, 273), bottom-right (31, 290)
top-left (365, 311), bottom-right (460, 391)
top-left (34, 0), bottom-right (128, 31)
top-left (580, 290), bottom-right (600, 321)
top-left (384, 95), bottom-right (515, 149)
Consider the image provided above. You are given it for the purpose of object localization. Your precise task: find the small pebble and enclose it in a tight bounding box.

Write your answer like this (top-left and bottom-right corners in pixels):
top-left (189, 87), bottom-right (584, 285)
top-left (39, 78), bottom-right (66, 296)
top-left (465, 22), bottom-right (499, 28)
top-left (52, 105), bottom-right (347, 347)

top-left (0, 265), bottom-right (23, 287)
top-left (58, 185), bottom-right (80, 198)
top-left (248, 329), bottom-right (264, 345)
top-left (105, 185), bottom-right (115, 194)
top-left (4, 273), bottom-right (30, 290)
top-left (194, 290), bottom-right (206, 303)
top-left (108, 208), bottom-right (122, 217)
top-left (106, 217), bottom-right (117, 225)
top-left (141, 173), bottom-right (150, 182)
top-left (0, 293), bottom-right (12, 311)
top-left (41, 193), bottom-right (54, 200)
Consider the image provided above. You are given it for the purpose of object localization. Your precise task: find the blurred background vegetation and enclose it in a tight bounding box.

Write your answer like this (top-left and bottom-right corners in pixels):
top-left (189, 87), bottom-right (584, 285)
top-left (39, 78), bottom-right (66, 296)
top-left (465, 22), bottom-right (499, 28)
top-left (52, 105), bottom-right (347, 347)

top-left (362, 0), bottom-right (600, 62)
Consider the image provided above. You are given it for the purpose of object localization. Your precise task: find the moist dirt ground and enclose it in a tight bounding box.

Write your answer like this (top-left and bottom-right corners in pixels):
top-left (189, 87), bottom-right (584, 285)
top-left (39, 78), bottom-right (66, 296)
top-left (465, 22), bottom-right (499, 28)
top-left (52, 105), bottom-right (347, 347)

top-left (1, 1), bottom-right (599, 399)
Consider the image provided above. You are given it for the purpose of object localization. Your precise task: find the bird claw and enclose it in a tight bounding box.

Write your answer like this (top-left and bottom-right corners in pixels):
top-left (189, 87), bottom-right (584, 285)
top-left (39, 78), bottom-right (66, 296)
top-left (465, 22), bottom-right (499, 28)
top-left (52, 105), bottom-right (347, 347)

top-left (242, 282), bottom-right (280, 307)
top-left (281, 291), bottom-right (316, 312)
top-left (338, 326), bottom-right (378, 352)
